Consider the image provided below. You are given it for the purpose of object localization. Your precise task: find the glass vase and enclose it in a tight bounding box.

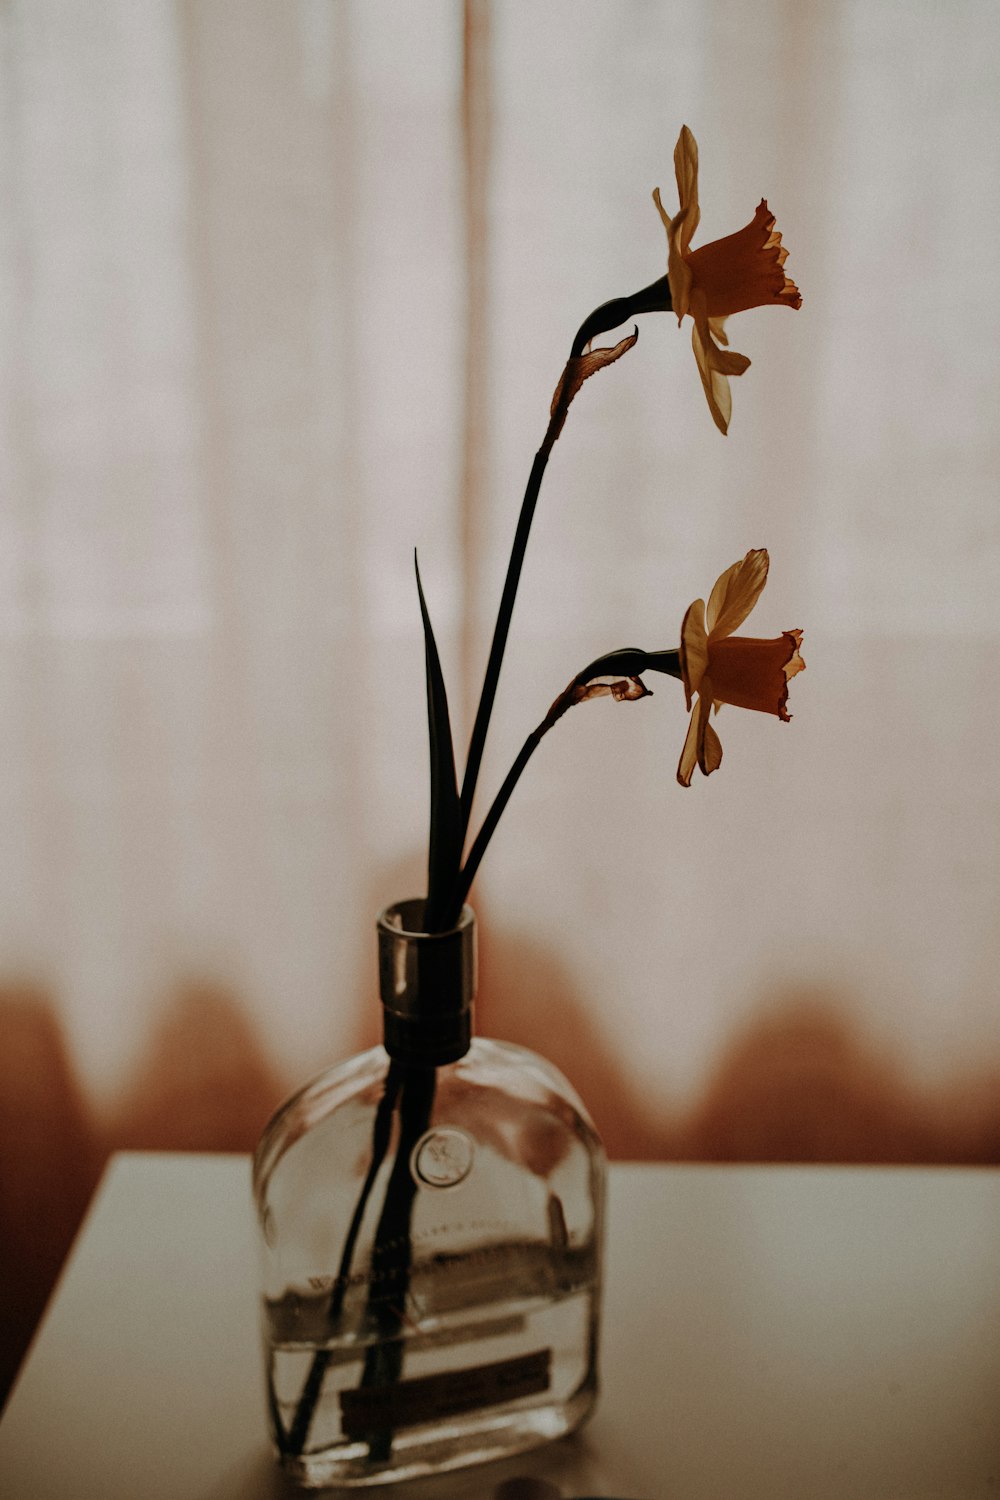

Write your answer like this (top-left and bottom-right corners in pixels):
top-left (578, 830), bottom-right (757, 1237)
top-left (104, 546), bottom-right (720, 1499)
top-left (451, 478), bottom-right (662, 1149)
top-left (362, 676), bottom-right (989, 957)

top-left (252, 899), bottom-right (606, 1489)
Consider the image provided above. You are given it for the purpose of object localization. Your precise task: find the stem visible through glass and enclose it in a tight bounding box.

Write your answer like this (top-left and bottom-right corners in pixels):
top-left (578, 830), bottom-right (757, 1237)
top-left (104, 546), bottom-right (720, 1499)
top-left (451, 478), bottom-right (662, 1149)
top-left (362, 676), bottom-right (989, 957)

top-left (279, 1063), bottom-right (405, 1458)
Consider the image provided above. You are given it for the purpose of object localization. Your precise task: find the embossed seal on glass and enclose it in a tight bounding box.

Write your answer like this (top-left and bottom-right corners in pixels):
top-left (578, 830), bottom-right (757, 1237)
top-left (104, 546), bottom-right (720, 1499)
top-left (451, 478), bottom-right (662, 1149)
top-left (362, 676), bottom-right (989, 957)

top-left (411, 1126), bottom-right (474, 1188)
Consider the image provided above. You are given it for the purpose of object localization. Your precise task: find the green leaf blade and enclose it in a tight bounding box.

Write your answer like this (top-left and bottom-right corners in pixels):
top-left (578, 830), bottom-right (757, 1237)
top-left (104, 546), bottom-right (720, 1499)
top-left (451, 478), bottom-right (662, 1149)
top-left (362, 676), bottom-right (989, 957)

top-left (414, 552), bottom-right (463, 930)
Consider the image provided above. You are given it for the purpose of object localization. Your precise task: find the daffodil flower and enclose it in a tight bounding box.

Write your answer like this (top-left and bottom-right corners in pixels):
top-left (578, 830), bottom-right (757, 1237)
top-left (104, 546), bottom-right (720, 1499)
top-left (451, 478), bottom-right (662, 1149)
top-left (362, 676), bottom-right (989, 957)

top-left (677, 548), bottom-right (804, 786)
top-left (654, 126), bottom-right (802, 435)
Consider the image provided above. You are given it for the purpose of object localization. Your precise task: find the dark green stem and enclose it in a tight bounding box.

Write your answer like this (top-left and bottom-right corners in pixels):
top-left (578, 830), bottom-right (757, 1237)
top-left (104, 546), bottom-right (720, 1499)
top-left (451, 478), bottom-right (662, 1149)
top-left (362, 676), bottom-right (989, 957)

top-left (282, 1064), bottom-right (405, 1458)
top-left (456, 276), bottom-right (673, 876)
top-left (457, 727), bottom-right (543, 909)
top-left (355, 1066), bottom-right (437, 1461)
top-left (570, 273), bottom-right (671, 358)
top-left (456, 647), bottom-right (681, 909)
top-left (458, 443), bottom-right (551, 841)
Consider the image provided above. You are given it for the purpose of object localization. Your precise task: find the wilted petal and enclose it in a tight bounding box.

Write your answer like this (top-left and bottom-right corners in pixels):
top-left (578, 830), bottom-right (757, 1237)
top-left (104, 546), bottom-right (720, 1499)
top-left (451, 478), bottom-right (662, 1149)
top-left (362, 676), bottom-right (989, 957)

top-left (706, 548), bottom-right (769, 639)
top-left (679, 597), bottom-right (709, 709)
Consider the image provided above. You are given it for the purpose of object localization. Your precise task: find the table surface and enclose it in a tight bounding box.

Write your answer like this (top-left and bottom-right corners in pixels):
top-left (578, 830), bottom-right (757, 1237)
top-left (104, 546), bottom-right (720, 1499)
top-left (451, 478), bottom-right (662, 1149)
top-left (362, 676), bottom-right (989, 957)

top-left (1, 1153), bottom-right (999, 1500)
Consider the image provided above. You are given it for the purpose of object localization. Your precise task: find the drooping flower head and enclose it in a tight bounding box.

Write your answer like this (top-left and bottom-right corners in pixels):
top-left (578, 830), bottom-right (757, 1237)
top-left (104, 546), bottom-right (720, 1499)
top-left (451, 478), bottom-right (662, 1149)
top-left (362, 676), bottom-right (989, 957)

top-left (654, 127), bottom-right (802, 435)
top-left (677, 548), bottom-right (804, 786)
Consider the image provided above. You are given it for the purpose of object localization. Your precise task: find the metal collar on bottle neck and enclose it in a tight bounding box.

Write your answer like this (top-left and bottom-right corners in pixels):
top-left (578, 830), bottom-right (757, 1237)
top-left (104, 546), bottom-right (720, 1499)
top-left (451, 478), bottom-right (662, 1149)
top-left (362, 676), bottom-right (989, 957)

top-left (377, 899), bottom-right (476, 1066)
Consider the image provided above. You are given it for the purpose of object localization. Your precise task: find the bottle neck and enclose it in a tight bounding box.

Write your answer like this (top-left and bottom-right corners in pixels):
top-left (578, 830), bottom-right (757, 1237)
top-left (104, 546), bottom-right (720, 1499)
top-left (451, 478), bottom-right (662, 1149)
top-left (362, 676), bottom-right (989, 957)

top-left (377, 899), bottom-right (477, 1067)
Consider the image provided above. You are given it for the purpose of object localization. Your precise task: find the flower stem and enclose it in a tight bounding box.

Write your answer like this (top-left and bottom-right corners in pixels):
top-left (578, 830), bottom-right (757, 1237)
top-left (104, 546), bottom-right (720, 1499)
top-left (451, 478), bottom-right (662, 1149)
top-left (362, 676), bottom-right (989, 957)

top-left (456, 275), bottom-right (672, 882)
top-left (457, 726), bottom-right (545, 908)
top-left (569, 273), bottom-right (671, 358)
top-left (455, 646), bottom-right (682, 910)
top-left (281, 1064), bottom-right (404, 1457)
top-left (458, 439), bottom-right (555, 844)
top-left (355, 1066), bottom-right (436, 1461)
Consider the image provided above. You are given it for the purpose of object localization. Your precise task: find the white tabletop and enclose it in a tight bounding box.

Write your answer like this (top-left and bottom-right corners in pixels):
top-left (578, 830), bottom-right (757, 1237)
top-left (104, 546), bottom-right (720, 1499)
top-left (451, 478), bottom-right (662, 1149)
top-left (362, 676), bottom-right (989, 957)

top-left (1, 1153), bottom-right (998, 1499)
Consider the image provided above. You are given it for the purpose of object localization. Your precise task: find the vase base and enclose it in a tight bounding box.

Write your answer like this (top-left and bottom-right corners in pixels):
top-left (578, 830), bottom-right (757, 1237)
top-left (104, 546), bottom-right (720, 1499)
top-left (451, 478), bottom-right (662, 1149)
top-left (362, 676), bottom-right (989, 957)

top-left (277, 1385), bottom-right (596, 1489)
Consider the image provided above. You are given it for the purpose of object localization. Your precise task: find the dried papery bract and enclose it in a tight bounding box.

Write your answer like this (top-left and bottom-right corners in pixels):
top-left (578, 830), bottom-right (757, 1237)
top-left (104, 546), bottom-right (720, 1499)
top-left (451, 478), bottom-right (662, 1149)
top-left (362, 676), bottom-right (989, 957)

top-left (548, 329), bottom-right (639, 446)
top-left (544, 672), bottom-right (652, 729)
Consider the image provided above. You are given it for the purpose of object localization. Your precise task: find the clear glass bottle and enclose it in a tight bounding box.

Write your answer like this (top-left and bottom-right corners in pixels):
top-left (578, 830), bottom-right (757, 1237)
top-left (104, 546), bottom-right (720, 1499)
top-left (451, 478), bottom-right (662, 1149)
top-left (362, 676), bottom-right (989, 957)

top-left (252, 899), bottom-right (606, 1489)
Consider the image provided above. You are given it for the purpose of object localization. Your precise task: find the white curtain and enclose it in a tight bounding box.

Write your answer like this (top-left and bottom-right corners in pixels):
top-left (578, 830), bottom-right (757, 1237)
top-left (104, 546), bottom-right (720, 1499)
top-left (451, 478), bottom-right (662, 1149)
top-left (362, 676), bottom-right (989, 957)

top-left (0, 0), bottom-right (998, 1165)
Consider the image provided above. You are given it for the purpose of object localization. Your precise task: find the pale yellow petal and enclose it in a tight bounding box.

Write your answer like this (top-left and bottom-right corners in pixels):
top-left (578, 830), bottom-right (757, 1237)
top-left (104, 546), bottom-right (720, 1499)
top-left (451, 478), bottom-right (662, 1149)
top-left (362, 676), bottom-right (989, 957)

top-left (668, 232), bottom-right (693, 322)
top-left (652, 183), bottom-right (672, 234)
top-left (655, 122), bottom-right (701, 323)
top-left (676, 704), bottom-right (700, 787)
top-left (691, 316), bottom-right (731, 435)
top-left (696, 310), bottom-right (751, 377)
top-left (708, 316), bottom-right (729, 347)
top-left (783, 630), bottom-right (806, 681)
top-left (698, 713), bottom-right (723, 777)
top-left (679, 597), bottom-right (708, 709)
top-left (691, 308), bottom-right (751, 436)
top-left (678, 695), bottom-right (721, 785)
top-left (706, 548), bottom-right (770, 639)
top-left (673, 125), bottom-right (700, 252)
top-left (654, 185), bottom-right (693, 323)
